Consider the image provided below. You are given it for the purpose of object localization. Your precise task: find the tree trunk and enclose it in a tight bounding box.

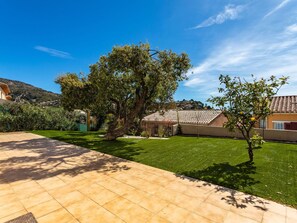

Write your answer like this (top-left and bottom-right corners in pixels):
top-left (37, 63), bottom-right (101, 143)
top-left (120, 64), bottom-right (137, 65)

top-left (248, 142), bottom-right (254, 162)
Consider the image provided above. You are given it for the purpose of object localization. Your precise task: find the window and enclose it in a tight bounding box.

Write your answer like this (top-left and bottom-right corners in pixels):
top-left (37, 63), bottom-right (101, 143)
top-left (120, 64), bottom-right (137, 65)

top-left (259, 119), bottom-right (266, 128)
top-left (273, 121), bottom-right (285, 130)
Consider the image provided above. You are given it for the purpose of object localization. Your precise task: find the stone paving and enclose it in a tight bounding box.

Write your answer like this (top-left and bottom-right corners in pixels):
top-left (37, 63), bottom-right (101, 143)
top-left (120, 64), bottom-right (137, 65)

top-left (0, 132), bottom-right (296, 223)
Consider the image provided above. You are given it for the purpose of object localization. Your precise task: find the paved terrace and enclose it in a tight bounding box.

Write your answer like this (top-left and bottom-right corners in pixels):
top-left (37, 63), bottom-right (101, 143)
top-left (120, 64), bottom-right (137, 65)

top-left (0, 132), bottom-right (296, 223)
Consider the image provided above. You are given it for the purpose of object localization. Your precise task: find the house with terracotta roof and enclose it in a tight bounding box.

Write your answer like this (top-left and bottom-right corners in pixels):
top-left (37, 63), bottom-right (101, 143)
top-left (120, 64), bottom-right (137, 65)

top-left (142, 110), bottom-right (227, 136)
top-left (0, 82), bottom-right (12, 101)
top-left (260, 95), bottom-right (297, 130)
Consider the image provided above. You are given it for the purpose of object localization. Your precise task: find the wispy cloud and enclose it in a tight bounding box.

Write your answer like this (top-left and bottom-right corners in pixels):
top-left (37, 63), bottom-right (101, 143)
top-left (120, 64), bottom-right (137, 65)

top-left (285, 23), bottom-right (297, 34)
top-left (185, 22), bottom-right (297, 98)
top-left (191, 4), bottom-right (246, 29)
top-left (263, 0), bottom-right (291, 18)
top-left (34, 46), bottom-right (72, 59)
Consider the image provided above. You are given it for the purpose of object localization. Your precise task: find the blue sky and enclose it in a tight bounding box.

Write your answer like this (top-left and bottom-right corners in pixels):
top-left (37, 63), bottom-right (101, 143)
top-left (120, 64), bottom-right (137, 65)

top-left (1, 0), bottom-right (297, 103)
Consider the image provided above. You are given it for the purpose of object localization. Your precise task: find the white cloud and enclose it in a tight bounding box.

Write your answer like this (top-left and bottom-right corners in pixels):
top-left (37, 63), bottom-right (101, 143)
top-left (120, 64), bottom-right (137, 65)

top-left (34, 46), bottom-right (72, 59)
top-left (285, 23), bottom-right (297, 34)
top-left (184, 23), bottom-right (297, 97)
top-left (192, 4), bottom-right (246, 29)
top-left (264, 0), bottom-right (291, 18)
top-left (184, 77), bottom-right (205, 87)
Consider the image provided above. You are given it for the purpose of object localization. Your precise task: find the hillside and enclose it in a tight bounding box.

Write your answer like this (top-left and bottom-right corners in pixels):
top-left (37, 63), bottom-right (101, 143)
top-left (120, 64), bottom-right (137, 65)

top-left (0, 77), bottom-right (60, 103)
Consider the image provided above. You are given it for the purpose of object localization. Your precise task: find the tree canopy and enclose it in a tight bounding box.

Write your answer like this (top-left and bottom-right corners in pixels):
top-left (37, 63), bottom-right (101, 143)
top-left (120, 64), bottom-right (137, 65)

top-left (57, 43), bottom-right (191, 139)
top-left (208, 74), bottom-right (288, 162)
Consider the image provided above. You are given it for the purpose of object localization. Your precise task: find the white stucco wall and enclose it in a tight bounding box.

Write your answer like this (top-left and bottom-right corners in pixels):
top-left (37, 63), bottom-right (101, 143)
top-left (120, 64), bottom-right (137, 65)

top-left (0, 88), bottom-right (7, 100)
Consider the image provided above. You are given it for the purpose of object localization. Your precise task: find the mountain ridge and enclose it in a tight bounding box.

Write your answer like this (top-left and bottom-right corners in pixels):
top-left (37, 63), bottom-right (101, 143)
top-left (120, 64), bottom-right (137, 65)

top-left (0, 77), bottom-right (60, 103)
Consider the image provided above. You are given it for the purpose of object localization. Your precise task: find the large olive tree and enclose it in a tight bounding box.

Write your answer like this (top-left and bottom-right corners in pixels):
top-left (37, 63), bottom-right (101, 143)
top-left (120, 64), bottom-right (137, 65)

top-left (57, 43), bottom-right (191, 140)
top-left (208, 75), bottom-right (288, 162)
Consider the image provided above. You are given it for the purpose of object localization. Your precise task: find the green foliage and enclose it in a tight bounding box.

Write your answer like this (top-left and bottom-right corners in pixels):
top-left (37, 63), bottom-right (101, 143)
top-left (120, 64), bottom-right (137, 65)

top-left (0, 103), bottom-right (78, 131)
top-left (208, 74), bottom-right (288, 161)
top-left (158, 126), bottom-right (165, 138)
top-left (56, 43), bottom-right (191, 140)
top-left (140, 130), bottom-right (150, 138)
top-left (250, 133), bottom-right (265, 148)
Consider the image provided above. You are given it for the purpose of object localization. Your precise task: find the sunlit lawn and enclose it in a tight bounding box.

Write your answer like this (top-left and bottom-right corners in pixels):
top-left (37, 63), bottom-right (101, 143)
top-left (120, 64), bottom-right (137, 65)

top-left (32, 130), bottom-right (297, 208)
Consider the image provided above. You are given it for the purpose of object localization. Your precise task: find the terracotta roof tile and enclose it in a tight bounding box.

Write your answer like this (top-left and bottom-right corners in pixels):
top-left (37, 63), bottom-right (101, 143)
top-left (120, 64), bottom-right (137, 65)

top-left (143, 110), bottom-right (222, 125)
top-left (270, 95), bottom-right (297, 113)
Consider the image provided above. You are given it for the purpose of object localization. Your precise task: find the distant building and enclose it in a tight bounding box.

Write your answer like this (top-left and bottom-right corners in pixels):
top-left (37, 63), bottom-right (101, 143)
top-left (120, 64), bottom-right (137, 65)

top-left (0, 82), bottom-right (12, 101)
top-left (259, 95), bottom-right (297, 130)
top-left (142, 110), bottom-right (227, 136)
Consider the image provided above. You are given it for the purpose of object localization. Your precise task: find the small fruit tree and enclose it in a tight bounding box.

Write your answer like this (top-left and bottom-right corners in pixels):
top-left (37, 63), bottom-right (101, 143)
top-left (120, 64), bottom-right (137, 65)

top-left (208, 75), bottom-right (288, 162)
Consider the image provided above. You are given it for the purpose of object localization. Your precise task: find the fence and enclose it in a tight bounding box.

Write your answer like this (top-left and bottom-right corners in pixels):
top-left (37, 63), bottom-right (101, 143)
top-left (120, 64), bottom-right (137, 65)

top-left (174, 124), bottom-right (297, 142)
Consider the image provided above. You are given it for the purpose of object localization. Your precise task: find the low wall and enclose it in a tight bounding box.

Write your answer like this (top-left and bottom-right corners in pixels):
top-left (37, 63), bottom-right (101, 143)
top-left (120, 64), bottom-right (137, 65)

top-left (178, 124), bottom-right (297, 142)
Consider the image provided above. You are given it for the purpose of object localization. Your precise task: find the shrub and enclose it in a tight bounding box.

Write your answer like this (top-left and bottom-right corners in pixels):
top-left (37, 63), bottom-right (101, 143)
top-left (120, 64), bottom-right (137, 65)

top-left (0, 103), bottom-right (78, 131)
top-left (141, 130), bottom-right (149, 138)
top-left (250, 133), bottom-right (265, 148)
top-left (158, 126), bottom-right (165, 138)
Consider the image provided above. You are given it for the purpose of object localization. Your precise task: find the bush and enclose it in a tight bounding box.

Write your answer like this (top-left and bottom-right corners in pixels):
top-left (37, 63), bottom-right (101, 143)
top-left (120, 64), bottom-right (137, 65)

top-left (0, 103), bottom-right (78, 131)
top-left (250, 133), bottom-right (265, 148)
top-left (141, 130), bottom-right (149, 138)
top-left (158, 126), bottom-right (165, 138)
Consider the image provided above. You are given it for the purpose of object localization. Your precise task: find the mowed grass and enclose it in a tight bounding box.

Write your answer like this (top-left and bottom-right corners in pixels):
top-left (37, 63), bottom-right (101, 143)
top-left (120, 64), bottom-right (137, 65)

top-left (32, 130), bottom-right (297, 208)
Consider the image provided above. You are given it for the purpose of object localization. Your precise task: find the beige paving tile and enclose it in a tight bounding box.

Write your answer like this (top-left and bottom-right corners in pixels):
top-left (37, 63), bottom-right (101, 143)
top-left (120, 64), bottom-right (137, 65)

top-left (174, 194), bottom-right (204, 213)
top-left (230, 203), bottom-right (265, 222)
top-left (158, 204), bottom-right (193, 223)
top-left (196, 202), bottom-right (228, 223)
top-left (166, 181), bottom-right (189, 193)
top-left (138, 195), bottom-right (169, 213)
top-left (204, 193), bottom-right (233, 211)
top-left (11, 180), bottom-right (41, 192)
top-left (104, 196), bottom-right (153, 222)
top-left (47, 184), bottom-right (77, 197)
top-left (0, 210), bottom-right (28, 223)
top-left (287, 217), bottom-right (297, 223)
top-left (37, 177), bottom-right (67, 190)
top-left (78, 183), bottom-right (105, 195)
top-left (0, 187), bottom-right (14, 197)
top-left (184, 212), bottom-right (214, 223)
top-left (98, 177), bottom-right (135, 196)
top-left (54, 190), bottom-right (87, 207)
top-left (146, 215), bottom-right (171, 223)
top-left (26, 199), bottom-right (62, 218)
top-left (224, 211), bottom-right (258, 223)
top-left (67, 199), bottom-right (123, 223)
top-left (264, 201), bottom-right (287, 215)
top-left (183, 186), bottom-right (212, 200)
top-left (65, 198), bottom-right (100, 218)
top-left (0, 201), bottom-right (25, 219)
top-left (37, 208), bottom-right (76, 223)
top-left (262, 211), bottom-right (286, 223)
top-left (103, 196), bottom-right (135, 214)
top-left (20, 191), bottom-right (53, 209)
top-left (0, 193), bottom-right (18, 207)
top-left (57, 174), bottom-right (86, 183)
top-left (122, 188), bottom-right (151, 204)
top-left (116, 203), bottom-right (153, 223)
top-left (81, 187), bottom-right (120, 206)
top-left (14, 185), bottom-right (46, 200)
top-left (286, 207), bottom-right (297, 220)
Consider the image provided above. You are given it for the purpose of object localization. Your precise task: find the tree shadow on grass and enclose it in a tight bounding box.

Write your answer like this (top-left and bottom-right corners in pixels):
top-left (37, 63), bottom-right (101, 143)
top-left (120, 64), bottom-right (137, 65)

top-left (0, 134), bottom-right (144, 184)
top-left (46, 132), bottom-right (145, 161)
top-left (176, 161), bottom-right (269, 210)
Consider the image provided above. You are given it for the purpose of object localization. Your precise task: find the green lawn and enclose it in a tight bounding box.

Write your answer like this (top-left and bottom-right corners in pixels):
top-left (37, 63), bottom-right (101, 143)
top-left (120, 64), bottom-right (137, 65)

top-left (32, 130), bottom-right (297, 208)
